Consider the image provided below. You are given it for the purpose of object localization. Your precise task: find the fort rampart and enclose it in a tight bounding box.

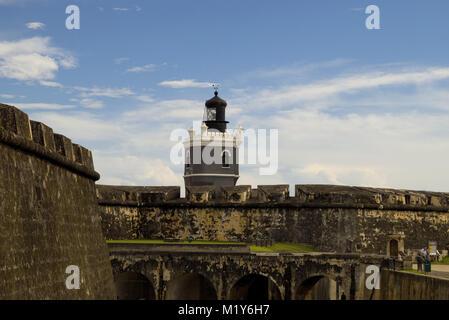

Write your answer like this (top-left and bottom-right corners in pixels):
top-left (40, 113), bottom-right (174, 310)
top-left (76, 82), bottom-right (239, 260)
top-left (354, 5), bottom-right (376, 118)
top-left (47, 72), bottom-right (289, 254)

top-left (369, 270), bottom-right (449, 300)
top-left (0, 103), bottom-right (115, 299)
top-left (98, 184), bottom-right (449, 254)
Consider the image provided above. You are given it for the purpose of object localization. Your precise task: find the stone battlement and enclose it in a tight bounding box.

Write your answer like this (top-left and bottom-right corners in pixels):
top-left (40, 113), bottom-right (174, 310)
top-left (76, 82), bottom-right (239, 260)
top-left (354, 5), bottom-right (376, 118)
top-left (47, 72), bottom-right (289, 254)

top-left (0, 103), bottom-right (99, 180)
top-left (96, 183), bottom-right (449, 211)
top-left (1, 103), bottom-right (114, 299)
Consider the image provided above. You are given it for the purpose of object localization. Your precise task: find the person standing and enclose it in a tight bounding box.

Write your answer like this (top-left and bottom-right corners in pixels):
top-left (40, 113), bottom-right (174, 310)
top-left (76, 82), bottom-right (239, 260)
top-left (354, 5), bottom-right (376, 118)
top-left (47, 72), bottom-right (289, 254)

top-left (416, 249), bottom-right (424, 271)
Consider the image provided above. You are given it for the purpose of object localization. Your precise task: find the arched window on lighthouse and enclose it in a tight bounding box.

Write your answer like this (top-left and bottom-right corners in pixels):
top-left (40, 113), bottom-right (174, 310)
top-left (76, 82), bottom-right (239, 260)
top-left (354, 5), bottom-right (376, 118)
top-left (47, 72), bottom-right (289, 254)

top-left (222, 150), bottom-right (231, 168)
top-left (185, 150), bottom-right (191, 167)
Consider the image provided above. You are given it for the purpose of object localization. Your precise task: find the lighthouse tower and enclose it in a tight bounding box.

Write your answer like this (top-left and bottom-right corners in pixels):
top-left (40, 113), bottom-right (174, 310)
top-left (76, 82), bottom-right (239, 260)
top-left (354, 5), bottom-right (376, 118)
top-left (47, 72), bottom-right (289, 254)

top-left (184, 90), bottom-right (242, 187)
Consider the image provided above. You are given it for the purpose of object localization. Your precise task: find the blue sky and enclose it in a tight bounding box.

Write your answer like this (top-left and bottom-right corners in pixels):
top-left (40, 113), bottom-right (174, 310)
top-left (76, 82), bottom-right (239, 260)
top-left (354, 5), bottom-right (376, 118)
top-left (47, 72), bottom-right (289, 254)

top-left (1, 0), bottom-right (449, 192)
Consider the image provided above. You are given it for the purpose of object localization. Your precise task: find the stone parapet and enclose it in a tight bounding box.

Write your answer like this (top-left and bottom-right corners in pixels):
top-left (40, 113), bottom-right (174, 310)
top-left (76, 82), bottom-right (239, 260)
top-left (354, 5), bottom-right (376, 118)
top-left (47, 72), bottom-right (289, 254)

top-left (97, 183), bottom-right (449, 211)
top-left (0, 103), bottom-right (99, 180)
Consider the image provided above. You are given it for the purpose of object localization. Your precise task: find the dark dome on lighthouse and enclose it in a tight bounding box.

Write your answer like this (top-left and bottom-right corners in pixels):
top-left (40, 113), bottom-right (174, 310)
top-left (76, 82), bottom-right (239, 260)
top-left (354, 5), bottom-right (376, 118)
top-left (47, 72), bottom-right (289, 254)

top-left (205, 90), bottom-right (227, 108)
top-left (203, 90), bottom-right (228, 132)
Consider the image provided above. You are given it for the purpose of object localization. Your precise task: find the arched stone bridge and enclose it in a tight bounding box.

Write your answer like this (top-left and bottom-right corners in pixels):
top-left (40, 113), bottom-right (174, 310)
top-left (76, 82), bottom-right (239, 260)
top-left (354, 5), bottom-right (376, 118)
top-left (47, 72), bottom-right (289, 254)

top-left (108, 243), bottom-right (392, 300)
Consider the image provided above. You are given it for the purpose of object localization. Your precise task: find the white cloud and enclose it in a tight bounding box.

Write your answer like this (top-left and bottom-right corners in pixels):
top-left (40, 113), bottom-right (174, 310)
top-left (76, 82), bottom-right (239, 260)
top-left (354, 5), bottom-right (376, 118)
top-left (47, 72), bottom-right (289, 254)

top-left (0, 37), bottom-right (76, 81)
top-left (126, 64), bottom-right (156, 73)
top-left (158, 79), bottom-right (213, 88)
top-left (241, 59), bottom-right (351, 79)
top-left (11, 99), bottom-right (103, 111)
top-left (1, 53), bottom-right (58, 80)
top-left (0, 93), bottom-right (14, 99)
top-left (39, 80), bottom-right (63, 87)
top-left (113, 8), bottom-right (129, 11)
top-left (135, 95), bottom-right (155, 103)
top-left (28, 110), bottom-right (183, 186)
top-left (79, 98), bottom-right (104, 109)
top-left (74, 86), bottom-right (134, 98)
top-left (124, 99), bottom-right (203, 122)
top-left (29, 111), bottom-right (121, 141)
top-left (237, 99), bottom-right (449, 191)
top-left (20, 62), bottom-right (449, 193)
top-left (345, 86), bottom-right (449, 112)
top-left (238, 167), bottom-right (290, 189)
top-left (15, 103), bottom-right (77, 110)
top-left (94, 154), bottom-right (181, 186)
top-left (26, 22), bottom-right (45, 30)
top-left (231, 67), bottom-right (449, 111)
top-left (296, 164), bottom-right (387, 186)
top-left (226, 63), bottom-right (449, 191)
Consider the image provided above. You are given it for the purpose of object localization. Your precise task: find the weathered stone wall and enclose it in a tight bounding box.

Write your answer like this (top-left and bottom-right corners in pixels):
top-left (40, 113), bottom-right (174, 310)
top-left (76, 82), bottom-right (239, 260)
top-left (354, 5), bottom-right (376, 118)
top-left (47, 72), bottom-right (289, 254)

top-left (109, 243), bottom-right (387, 300)
top-left (362, 270), bottom-right (449, 300)
top-left (98, 184), bottom-right (449, 254)
top-left (0, 103), bottom-right (115, 299)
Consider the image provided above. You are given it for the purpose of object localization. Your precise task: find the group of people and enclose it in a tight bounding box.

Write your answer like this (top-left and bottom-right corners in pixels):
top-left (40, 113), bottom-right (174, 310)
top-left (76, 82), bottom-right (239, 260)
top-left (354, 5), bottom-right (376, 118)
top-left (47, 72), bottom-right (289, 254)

top-left (416, 246), bottom-right (443, 271)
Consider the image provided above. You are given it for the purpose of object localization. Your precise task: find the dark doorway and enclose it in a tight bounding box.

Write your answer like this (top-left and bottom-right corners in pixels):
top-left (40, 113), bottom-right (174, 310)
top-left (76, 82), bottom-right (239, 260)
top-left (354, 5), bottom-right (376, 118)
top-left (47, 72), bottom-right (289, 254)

top-left (390, 239), bottom-right (399, 256)
top-left (166, 273), bottom-right (217, 300)
top-left (229, 274), bottom-right (281, 300)
top-left (115, 271), bottom-right (155, 300)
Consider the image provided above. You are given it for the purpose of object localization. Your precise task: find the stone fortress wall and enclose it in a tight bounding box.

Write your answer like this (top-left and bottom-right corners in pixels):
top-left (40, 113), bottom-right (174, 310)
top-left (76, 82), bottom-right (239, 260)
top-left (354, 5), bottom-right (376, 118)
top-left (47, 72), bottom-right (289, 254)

top-left (372, 269), bottom-right (449, 300)
top-left (2, 102), bottom-right (448, 300)
top-left (0, 104), bottom-right (115, 299)
top-left (98, 184), bottom-right (449, 254)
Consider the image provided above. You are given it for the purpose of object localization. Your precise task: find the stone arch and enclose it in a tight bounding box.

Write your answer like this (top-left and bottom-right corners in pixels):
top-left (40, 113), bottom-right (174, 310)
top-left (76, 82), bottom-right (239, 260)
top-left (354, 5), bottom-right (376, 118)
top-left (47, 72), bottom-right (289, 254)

top-left (166, 273), bottom-right (217, 300)
top-left (115, 271), bottom-right (156, 300)
top-left (228, 274), bottom-right (282, 300)
top-left (295, 275), bottom-right (338, 300)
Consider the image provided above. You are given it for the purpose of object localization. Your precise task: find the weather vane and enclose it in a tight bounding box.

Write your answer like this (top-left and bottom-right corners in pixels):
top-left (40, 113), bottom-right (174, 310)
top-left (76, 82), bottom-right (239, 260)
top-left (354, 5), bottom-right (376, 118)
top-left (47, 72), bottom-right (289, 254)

top-left (211, 83), bottom-right (220, 95)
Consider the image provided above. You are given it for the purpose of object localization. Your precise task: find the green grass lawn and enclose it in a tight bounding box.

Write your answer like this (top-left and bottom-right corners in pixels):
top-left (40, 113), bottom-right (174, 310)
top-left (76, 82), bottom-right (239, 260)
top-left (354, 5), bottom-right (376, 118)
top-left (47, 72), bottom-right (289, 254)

top-left (106, 240), bottom-right (315, 253)
top-left (432, 256), bottom-right (449, 265)
top-left (250, 243), bottom-right (315, 253)
top-left (106, 239), bottom-right (245, 245)
top-left (412, 256), bottom-right (449, 265)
